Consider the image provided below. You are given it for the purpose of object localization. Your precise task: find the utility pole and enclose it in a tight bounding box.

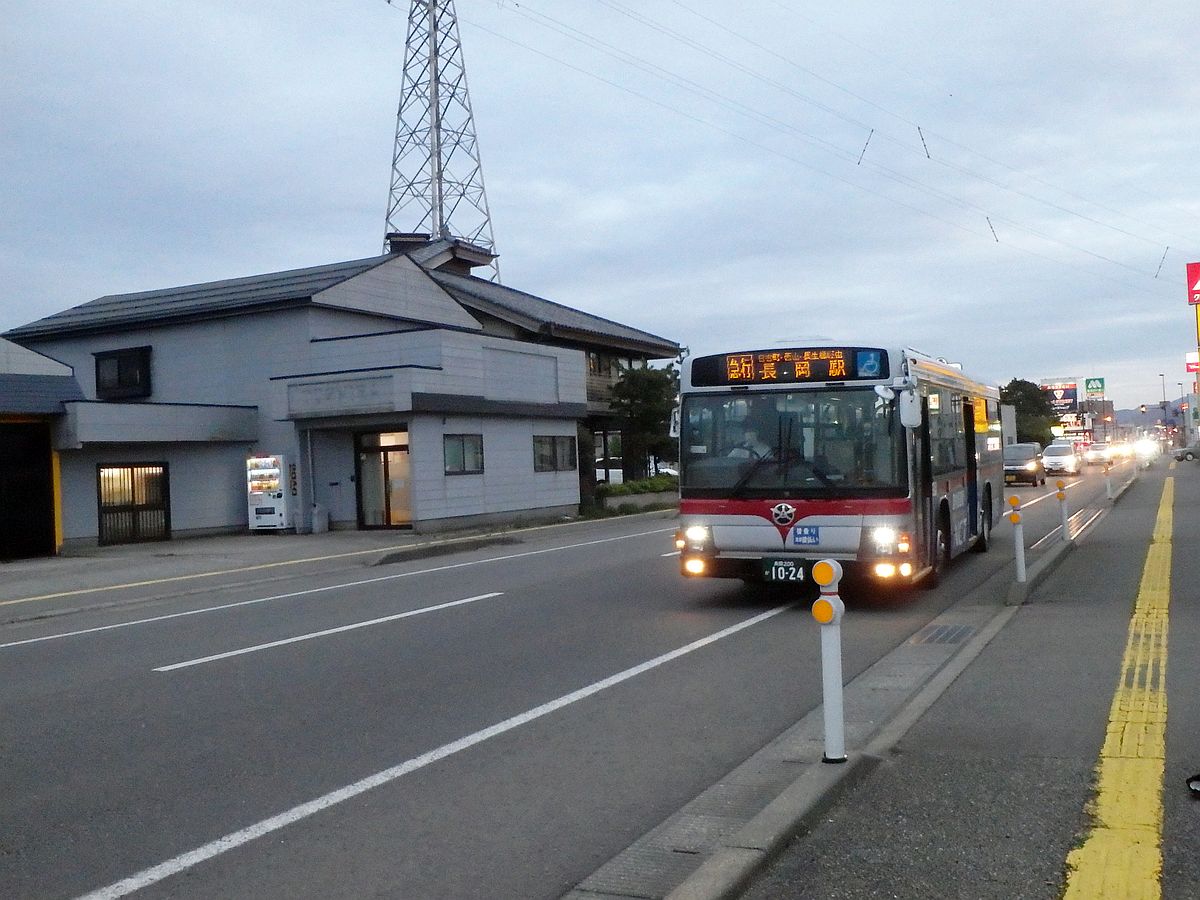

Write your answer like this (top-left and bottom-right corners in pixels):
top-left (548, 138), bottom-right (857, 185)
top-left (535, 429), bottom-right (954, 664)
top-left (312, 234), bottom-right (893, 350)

top-left (384, 0), bottom-right (500, 281)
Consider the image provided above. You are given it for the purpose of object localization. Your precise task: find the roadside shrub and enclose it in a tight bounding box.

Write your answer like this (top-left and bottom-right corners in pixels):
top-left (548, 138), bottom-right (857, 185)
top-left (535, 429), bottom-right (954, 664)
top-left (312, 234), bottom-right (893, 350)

top-left (595, 475), bottom-right (679, 498)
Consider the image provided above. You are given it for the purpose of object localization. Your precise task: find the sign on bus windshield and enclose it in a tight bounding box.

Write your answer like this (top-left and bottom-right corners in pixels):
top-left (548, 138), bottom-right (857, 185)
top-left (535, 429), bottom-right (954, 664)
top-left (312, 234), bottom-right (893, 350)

top-left (690, 347), bottom-right (889, 386)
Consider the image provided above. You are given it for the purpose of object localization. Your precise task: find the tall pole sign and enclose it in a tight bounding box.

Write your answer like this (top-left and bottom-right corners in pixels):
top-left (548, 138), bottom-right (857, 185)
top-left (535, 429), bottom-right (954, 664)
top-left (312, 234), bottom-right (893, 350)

top-left (1188, 262), bottom-right (1200, 305)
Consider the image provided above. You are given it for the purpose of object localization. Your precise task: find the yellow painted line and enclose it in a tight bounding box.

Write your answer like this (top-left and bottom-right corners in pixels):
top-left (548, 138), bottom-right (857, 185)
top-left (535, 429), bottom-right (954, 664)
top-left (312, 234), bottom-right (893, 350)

top-left (1063, 476), bottom-right (1173, 899)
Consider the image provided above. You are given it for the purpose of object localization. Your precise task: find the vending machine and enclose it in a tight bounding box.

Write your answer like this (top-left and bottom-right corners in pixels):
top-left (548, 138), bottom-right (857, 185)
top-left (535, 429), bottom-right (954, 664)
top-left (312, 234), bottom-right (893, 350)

top-left (246, 454), bottom-right (290, 530)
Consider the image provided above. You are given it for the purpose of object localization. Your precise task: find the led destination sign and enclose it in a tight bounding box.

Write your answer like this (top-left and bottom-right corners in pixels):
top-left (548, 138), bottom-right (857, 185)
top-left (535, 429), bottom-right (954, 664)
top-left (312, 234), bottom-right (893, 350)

top-left (690, 347), bottom-right (889, 387)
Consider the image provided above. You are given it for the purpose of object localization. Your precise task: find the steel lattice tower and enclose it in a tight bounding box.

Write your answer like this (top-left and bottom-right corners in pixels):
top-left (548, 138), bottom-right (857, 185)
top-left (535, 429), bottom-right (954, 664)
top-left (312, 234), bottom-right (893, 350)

top-left (385, 0), bottom-right (500, 281)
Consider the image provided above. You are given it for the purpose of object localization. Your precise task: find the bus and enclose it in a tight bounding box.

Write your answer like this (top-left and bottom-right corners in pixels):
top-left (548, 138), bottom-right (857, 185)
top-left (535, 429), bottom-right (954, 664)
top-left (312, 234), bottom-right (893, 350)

top-left (674, 345), bottom-right (1003, 588)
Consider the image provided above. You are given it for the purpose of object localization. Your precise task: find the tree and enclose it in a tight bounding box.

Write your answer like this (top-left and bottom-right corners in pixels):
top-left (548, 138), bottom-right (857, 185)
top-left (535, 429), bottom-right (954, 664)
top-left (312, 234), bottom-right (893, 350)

top-left (1000, 378), bottom-right (1057, 445)
top-left (608, 365), bottom-right (678, 479)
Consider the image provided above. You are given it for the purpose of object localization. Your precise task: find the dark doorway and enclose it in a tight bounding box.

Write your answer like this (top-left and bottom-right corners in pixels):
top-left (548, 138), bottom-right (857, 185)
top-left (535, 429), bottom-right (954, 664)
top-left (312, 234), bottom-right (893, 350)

top-left (0, 423), bottom-right (56, 560)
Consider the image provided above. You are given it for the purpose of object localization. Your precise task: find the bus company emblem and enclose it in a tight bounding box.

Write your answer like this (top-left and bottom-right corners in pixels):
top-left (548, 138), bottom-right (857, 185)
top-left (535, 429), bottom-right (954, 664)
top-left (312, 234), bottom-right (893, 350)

top-left (770, 503), bottom-right (796, 526)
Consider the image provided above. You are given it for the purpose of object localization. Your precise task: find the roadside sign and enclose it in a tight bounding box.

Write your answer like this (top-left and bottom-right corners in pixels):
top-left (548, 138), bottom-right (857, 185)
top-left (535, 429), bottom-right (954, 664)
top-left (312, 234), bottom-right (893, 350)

top-left (1189, 262), bottom-right (1200, 304)
top-left (1188, 351), bottom-right (1199, 374)
top-left (1084, 377), bottom-right (1105, 397)
top-left (1040, 381), bottom-right (1078, 415)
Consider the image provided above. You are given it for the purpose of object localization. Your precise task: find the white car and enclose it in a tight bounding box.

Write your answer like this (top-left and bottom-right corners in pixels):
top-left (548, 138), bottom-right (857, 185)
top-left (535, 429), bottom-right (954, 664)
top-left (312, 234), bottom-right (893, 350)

top-left (1083, 442), bottom-right (1111, 466)
top-left (1041, 443), bottom-right (1080, 475)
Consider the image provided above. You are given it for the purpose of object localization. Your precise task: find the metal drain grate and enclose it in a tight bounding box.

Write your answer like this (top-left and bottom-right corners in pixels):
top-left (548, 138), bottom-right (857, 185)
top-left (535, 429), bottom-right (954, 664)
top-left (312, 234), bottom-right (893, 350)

top-left (910, 623), bottom-right (976, 645)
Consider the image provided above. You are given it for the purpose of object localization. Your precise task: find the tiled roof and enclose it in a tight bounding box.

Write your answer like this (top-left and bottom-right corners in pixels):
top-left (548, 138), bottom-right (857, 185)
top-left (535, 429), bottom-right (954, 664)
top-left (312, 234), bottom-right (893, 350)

top-left (5, 244), bottom-right (679, 358)
top-left (429, 270), bottom-right (679, 357)
top-left (0, 374), bottom-right (84, 414)
top-left (5, 256), bottom-right (389, 340)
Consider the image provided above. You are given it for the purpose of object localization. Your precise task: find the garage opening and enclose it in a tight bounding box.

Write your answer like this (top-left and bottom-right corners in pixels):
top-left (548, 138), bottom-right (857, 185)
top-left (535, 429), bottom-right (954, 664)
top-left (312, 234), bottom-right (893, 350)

top-left (0, 423), bottom-right (55, 560)
top-left (97, 463), bottom-right (171, 545)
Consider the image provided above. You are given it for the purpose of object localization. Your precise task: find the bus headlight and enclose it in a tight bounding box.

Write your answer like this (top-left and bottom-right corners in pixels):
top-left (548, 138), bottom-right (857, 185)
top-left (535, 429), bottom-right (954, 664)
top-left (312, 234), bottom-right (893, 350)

top-left (871, 526), bottom-right (897, 552)
top-left (684, 525), bottom-right (710, 544)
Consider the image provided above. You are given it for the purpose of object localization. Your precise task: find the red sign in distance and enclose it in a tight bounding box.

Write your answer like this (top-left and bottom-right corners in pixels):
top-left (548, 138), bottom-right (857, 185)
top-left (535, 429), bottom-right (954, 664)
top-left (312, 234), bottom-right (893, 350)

top-left (1188, 261), bottom-right (1200, 304)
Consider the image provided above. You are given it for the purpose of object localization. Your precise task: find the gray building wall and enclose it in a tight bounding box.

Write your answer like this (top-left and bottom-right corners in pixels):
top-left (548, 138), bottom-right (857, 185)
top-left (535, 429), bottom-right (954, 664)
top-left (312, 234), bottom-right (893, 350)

top-left (59, 443), bottom-right (250, 544)
top-left (26, 276), bottom-right (588, 541)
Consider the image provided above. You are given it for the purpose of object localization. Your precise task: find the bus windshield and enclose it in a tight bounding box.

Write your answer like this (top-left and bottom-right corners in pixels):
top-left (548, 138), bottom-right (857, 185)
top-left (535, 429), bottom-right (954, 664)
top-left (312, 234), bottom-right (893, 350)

top-left (680, 388), bottom-right (908, 497)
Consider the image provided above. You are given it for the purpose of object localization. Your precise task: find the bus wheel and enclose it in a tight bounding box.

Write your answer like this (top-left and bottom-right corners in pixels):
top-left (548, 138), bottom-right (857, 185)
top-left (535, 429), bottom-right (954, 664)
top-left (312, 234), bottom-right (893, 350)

top-left (925, 513), bottom-right (950, 588)
top-left (972, 497), bottom-right (991, 553)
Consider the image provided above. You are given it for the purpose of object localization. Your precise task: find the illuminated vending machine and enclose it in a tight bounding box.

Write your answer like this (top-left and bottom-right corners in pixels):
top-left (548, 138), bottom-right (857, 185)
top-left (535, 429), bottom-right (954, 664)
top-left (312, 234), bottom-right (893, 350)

top-left (246, 454), bottom-right (290, 530)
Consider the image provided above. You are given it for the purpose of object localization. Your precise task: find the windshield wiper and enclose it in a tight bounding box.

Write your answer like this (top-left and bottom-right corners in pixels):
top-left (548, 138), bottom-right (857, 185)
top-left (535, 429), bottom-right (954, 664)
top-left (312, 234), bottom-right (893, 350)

top-left (729, 454), bottom-right (774, 498)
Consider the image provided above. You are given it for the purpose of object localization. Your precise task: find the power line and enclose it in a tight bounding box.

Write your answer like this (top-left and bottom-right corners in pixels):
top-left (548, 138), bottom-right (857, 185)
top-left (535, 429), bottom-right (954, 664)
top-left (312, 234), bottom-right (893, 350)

top-left (497, 1), bottom-right (1175, 287)
top-left (440, 7), bottom-right (1177, 303)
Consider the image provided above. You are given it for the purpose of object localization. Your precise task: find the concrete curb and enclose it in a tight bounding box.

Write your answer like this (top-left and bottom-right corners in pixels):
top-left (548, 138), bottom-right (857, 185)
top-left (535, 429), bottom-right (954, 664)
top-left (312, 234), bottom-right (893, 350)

top-left (1004, 468), bottom-right (1138, 606)
top-left (1005, 537), bottom-right (1076, 605)
top-left (663, 754), bottom-right (882, 900)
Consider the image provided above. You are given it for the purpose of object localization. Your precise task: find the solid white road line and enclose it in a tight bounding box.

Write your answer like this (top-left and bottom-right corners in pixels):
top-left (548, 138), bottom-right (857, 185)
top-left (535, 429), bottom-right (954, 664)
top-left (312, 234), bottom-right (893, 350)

top-left (74, 603), bottom-right (792, 900)
top-left (0, 528), bottom-right (672, 652)
top-left (154, 592), bottom-right (504, 672)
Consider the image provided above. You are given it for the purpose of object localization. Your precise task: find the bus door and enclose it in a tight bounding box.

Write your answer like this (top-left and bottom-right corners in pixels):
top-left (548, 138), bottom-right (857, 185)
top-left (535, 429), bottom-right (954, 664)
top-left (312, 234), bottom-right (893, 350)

top-left (915, 398), bottom-right (935, 568)
top-left (963, 399), bottom-right (980, 537)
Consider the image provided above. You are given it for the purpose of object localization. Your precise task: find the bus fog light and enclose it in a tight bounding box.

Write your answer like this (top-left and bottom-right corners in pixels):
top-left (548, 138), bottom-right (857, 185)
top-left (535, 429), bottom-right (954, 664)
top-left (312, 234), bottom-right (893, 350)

top-left (684, 558), bottom-right (706, 575)
top-left (874, 563), bottom-right (897, 578)
top-left (899, 562), bottom-right (913, 577)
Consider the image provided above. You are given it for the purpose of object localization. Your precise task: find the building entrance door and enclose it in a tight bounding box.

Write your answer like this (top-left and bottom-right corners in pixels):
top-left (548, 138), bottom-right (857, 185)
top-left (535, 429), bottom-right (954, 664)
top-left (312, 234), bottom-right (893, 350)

top-left (356, 431), bottom-right (412, 528)
top-left (0, 422), bottom-right (55, 560)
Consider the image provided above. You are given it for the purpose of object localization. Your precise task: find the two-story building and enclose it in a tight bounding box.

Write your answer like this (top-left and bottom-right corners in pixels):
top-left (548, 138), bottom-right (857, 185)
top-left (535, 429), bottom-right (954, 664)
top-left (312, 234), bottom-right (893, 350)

top-left (2, 235), bottom-right (678, 554)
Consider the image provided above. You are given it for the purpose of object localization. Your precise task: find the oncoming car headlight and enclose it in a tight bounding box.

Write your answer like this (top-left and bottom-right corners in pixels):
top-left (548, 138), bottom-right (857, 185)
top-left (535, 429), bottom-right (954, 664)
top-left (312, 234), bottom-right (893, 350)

top-left (1024, 461), bottom-right (1038, 471)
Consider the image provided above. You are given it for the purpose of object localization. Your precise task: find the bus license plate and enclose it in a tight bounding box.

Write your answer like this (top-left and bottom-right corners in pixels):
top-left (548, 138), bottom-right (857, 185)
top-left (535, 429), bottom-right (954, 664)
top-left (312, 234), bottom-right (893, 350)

top-left (763, 559), bottom-right (804, 582)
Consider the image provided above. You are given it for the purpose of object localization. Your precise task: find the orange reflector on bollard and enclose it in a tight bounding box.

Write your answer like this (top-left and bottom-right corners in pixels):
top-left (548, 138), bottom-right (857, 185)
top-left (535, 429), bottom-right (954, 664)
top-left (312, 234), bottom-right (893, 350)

top-left (812, 598), bottom-right (836, 624)
top-left (1008, 495), bottom-right (1020, 508)
top-left (812, 560), bottom-right (837, 586)
top-left (1056, 492), bottom-right (1065, 501)
top-left (1008, 512), bottom-right (1020, 524)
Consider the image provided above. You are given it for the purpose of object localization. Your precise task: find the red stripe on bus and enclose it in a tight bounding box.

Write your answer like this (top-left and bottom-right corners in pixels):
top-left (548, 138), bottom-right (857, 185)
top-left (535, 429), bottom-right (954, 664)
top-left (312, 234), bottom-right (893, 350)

top-left (679, 497), bottom-right (912, 519)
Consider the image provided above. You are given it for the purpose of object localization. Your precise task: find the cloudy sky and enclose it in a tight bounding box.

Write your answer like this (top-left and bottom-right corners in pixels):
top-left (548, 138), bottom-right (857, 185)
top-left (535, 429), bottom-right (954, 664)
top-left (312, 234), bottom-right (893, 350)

top-left (3, 0), bottom-right (1198, 409)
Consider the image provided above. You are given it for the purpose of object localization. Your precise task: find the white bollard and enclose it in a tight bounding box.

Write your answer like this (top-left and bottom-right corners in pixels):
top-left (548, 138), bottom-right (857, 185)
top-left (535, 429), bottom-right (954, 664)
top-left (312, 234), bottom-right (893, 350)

top-left (811, 559), bottom-right (847, 764)
top-left (1008, 495), bottom-right (1026, 583)
top-left (1104, 464), bottom-right (1114, 500)
top-left (1056, 479), bottom-right (1069, 542)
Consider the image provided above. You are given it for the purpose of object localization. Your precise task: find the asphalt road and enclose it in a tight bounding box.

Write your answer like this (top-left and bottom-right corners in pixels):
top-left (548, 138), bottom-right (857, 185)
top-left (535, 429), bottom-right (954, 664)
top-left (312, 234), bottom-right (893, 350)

top-left (0, 462), bottom-right (1135, 899)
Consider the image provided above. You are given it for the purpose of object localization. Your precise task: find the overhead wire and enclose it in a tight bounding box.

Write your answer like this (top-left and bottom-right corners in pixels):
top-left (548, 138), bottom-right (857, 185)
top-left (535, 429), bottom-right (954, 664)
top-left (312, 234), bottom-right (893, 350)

top-left (381, 1), bottom-right (1178, 301)
top-left (498, 1), bottom-right (1174, 288)
top-left (606, 0), bottom-right (1198, 255)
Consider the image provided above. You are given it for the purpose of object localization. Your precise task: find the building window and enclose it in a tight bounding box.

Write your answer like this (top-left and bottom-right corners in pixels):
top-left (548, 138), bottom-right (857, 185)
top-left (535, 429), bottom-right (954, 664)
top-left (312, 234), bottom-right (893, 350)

top-left (95, 346), bottom-right (152, 400)
top-left (444, 434), bottom-right (484, 475)
top-left (534, 435), bottom-right (577, 472)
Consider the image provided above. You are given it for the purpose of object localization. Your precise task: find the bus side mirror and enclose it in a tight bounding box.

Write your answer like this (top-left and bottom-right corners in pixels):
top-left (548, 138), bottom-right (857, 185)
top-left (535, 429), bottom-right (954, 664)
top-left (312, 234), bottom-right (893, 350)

top-left (669, 405), bottom-right (681, 439)
top-left (899, 390), bottom-right (922, 429)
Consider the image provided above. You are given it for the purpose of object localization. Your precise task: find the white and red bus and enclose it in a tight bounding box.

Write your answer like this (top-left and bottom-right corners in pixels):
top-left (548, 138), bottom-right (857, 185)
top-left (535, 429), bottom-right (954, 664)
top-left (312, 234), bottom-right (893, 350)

top-left (674, 345), bottom-right (1003, 588)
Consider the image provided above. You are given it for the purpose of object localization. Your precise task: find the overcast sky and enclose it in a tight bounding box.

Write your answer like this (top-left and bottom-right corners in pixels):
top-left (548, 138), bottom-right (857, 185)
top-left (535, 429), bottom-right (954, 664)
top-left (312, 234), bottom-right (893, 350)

top-left (3, 0), bottom-right (1198, 409)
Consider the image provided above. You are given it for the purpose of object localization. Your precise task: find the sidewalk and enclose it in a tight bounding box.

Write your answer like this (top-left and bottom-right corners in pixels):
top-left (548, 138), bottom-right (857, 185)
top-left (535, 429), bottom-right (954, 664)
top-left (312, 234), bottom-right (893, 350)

top-left (736, 462), bottom-right (1193, 899)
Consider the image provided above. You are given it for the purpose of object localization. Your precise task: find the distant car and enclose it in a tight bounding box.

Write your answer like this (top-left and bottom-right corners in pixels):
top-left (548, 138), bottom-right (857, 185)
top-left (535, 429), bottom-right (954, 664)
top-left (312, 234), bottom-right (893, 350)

top-left (1003, 443), bottom-right (1045, 485)
top-left (1173, 444), bottom-right (1200, 462)
top-left (1041, 443), bottom-right (1080, 475)
top-left (1083, 442), bottom-right (1112, 466)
